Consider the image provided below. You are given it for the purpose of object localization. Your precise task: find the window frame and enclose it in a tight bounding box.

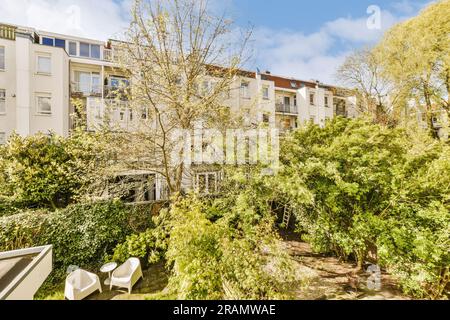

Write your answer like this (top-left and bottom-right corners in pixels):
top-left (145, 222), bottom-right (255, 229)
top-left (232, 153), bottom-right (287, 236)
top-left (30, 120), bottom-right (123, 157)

top-left (309, 93), bottom-right (315, 106)
top-left (68, 41), bottom-right (78, 56)
top-left (195, 172), bottom-right (219, 194)
top-left (42, 37), bottom-right (55, 46)
top-left (36, 55), bottom-right (52, 75)
top-left (79, 42), bottom-right (91, 58)
top-left (79, 42), bottom-right (101, 59)
top-left (0, 89), bottom-right (5, 115)
top-left (90, 44), bottom-right (101, 59)
top-left (324, 96), bottom-right (329, 108)
top-left (240, 81), bottom-right (250, 99)
top-left (54, 38), bottom-right (66, 49)
top-left (36, 93), bottom-right (52, 115)
top-left (262, 86), bottom-right (269, 100)
top-left (0, 46), bottom-right (5, 71)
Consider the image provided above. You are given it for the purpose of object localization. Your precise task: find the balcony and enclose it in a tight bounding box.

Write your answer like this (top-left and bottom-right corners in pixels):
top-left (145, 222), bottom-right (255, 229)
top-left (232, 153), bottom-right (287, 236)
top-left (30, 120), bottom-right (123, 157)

top-left (103, 48), bottom-right (121, 63)
top-left (71, 82), bottom-right (102, 97)
top-left (335, 109), bottom-right (348, 117)
top-left (86, 98), bottom-right (138, 132)
top-left (276, 104), bottom-right (298, 114)
top-left (0, 24), bottom-right (16, 41)
top-left (104, 85), bottom-right (130, 100)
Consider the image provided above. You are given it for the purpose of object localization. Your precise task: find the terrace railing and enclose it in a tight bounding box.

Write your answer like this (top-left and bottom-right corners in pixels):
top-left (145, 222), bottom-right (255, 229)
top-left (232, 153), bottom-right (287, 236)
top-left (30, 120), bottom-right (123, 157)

top-left (276, 103), bottom-right (298, 114)
top-left (0, 24), bottom-right (16, 41)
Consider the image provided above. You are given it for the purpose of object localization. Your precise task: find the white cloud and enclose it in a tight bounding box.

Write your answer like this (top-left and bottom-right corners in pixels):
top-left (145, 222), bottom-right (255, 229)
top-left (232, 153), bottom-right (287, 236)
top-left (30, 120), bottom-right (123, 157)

top-left (251, 2), bottom-right (428, 85)
top-left (0, 0), bottom-right (130, 41)
top-left (323, 10), bottom-right (399, 43)
top-left (0, 0), bottom-right (430, 85)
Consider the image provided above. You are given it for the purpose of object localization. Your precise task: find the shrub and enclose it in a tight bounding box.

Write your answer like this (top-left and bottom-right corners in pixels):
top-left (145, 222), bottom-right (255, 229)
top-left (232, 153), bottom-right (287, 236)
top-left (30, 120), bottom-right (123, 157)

top-left (0, 200), bottom-right (152, 283)
top-left (163, 195), bottom-right (295, 300)
top-left (0, 131), bottom-right (109, 211)
top-left (276, 117), bottom-right (449, 299)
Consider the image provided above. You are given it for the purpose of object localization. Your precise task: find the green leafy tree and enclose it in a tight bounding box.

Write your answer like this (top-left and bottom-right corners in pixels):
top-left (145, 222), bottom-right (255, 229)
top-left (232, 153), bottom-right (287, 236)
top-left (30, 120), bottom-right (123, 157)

top-left (277, 117), bottom-right (449, 299)
top-left (0, 131), bottom-right (108, 210)
top-left (376, 0), bottom-right (450, 136)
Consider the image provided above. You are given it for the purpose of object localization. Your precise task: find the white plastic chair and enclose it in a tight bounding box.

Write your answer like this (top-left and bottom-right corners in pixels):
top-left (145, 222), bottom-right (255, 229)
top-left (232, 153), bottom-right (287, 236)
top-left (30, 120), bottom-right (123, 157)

top-left (64, 269), bottom-right (102, 300)
top-left (110, 258), bottom-right (144, 294)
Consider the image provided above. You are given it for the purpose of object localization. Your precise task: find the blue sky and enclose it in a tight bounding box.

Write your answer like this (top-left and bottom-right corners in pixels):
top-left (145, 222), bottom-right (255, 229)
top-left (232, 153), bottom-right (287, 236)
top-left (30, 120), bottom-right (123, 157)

top-left (0, 0), bottom-right (432, 84)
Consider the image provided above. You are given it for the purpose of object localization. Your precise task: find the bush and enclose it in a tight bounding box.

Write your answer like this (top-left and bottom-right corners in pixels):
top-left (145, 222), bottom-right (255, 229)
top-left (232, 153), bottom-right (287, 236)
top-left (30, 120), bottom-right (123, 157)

top-left (163, 195), bottom-right (295, 300)
top-left (276, 117), bottom-right (449, 299)
top-left (0, 131), bottom-right (108, 211)
top-left (111, 169), bottom-right (298, 300)
top-left (0, 200), bottom-right (152, 284)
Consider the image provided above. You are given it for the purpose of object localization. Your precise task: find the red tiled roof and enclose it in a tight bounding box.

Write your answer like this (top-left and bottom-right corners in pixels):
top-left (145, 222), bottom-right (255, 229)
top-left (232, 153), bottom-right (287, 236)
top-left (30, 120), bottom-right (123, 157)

top-left (262, 74), bottom-right (317, 90)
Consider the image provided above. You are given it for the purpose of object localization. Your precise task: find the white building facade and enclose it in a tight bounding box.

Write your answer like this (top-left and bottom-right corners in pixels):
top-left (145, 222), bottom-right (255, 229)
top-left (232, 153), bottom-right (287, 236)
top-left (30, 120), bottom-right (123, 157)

top-left (0, 23), bottom-right (358, 200)
top-left (0, 23), bottom-right (357, 145)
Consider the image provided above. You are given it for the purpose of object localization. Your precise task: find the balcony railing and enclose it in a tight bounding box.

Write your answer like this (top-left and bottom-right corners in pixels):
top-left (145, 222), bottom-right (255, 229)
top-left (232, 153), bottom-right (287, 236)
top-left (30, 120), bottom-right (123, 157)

top-left (103, 48), bottom-right (121, 63)
top-left (0, 24), bottom-right (16, 41)
top-left (86, 98), bottom-right (140, 132)
top-left (71, 82), bottom-right (102, 97)
top-left (276, 104), bottom-right (298, 114)
top-left (335, 110), bottom-right (348, 117)
top-left (104, 85), bottom-right (130, 100)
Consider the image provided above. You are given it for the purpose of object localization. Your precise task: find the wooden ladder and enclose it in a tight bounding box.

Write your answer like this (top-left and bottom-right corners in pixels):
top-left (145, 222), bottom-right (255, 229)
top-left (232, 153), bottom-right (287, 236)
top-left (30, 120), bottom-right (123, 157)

top-left (282, 207), bottom-right (291, 228)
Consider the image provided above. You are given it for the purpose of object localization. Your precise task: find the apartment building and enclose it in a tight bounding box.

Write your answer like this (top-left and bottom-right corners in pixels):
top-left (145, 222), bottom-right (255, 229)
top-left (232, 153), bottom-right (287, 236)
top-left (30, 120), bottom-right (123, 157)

top-left (0, 23), bottom-right (358, 200)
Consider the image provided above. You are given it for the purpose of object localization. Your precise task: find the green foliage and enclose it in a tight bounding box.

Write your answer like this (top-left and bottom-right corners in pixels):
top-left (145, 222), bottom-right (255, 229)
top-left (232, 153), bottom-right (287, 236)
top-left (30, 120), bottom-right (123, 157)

top-left (111, 224), bottom-right (168, 266)
top-left (0, 201), bottom-right (149, 284)
top-left (0, 131), bottom-right (107, 211)
top-left (375, 0), bottom-right (450, 133)
top-left (163, 178), bottom-right (296, 300)
top-left (112, 170), bottom-right (297, 300)
top-left (277, 117), bottom-right (449, 299)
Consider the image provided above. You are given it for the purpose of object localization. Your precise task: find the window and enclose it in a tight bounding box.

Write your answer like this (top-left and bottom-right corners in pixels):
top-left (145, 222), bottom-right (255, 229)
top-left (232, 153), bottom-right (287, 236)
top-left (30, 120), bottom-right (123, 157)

top-left (263, 113), bottom-right (270, 123)
top-left (42, 37), bottom-right (54, 46)
top-left (55, 38), bottom-right (65, 49)
top-left (36, 94), bottom-right (52, 115)
top-left (0, 46), bottom-right (5, 70)
top-left (69, 42), bottom-right (77, 56)
top-left (310, 93), bottom-right (315, 105)
top-left (80, 42), bottom-right (90, 57)
top-left (110, 76), bottom-right (129, 89)
top-left (91, 73), bottom-right (101, 94)
top-left (202, 80), bottom-right (211, 94)
top-left (0, 89), bottom-right (5, 114)
top-left (0, 133), bottom-right (5, 145)
top-left (91, 45), bottom-right (100, 59)
top-left (75, 71), bottom-right (101, 94)
top-left (310, 116), bottom-right (316, 123)
top-left (325, 96), bottom-right (329, 107)
top-left (37, 56), bottom-right (51, 74)
top-left (141, 107), bottom-right (148, 120)
top-left (240, 81), bottom-right (249, 98)
top-left (80, 42), bottom-right (101, 59)
top-left (196, 172), bottom-right (218, 194)
top-left (262, 86), bottom-right (269, 99)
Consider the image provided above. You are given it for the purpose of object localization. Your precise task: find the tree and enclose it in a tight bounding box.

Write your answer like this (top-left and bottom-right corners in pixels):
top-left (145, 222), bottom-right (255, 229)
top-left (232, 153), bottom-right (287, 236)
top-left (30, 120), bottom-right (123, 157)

top-left (277, 117), bottom-right (449, 298)
top-left (337, 48), bottom-right (401, 126)
top-left (375, 0), bottom-right (450, 137)
top-left (105, 0), bottom-right (252, 197)
top-left (0, 131), bottom-right (109, 210)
